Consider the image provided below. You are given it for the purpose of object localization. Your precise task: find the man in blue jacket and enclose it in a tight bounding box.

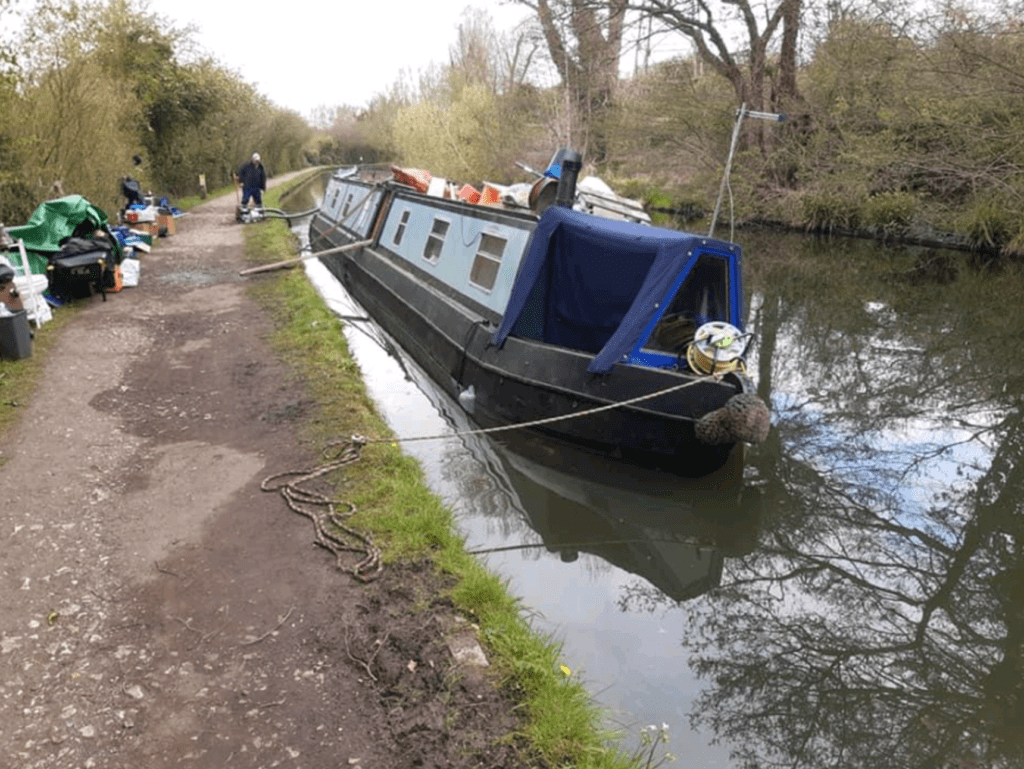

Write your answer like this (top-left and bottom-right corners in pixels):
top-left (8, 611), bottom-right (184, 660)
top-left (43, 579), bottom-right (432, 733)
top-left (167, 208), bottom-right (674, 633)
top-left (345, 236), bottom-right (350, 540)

top-left (236, 152), bottom-right (266, 209)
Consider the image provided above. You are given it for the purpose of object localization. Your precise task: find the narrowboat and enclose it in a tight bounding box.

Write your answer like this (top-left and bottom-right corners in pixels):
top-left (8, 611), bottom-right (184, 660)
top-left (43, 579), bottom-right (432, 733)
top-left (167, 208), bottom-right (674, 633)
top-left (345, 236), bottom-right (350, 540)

top-left (309, 151), bottom-right (770, 477)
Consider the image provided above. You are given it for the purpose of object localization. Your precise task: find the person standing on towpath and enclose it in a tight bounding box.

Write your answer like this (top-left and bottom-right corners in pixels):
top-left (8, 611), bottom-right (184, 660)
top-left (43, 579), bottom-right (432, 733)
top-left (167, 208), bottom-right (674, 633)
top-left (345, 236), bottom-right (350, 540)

top-left (236, 151), bottom-right (267, 209)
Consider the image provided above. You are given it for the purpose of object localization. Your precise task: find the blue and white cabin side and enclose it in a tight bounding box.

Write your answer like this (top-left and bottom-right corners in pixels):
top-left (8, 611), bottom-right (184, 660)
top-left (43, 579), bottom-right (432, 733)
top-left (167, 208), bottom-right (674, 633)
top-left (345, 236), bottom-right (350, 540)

top-left (321, 173), bottom-right (387, 240)
top-left (376, 190), bottom-right (536, 318)
top-left (321, 171), bottom-right (746, 378)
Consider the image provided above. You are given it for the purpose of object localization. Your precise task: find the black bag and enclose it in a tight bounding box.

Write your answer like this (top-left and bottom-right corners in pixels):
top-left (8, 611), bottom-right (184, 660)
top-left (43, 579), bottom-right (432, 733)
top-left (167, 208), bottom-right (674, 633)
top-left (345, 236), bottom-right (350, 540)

top-left (48, 238), bottom-right (114, 301)
top-left (55, 236), bottom-right (113, 259)
top-left (122, 176), bottom-right (144, 207)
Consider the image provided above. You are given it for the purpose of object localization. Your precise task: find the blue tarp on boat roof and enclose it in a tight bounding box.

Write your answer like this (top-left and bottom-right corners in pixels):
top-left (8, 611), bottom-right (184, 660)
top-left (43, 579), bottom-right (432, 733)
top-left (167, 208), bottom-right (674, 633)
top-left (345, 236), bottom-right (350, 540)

top-left (492, 206), bottom-right (742, 374)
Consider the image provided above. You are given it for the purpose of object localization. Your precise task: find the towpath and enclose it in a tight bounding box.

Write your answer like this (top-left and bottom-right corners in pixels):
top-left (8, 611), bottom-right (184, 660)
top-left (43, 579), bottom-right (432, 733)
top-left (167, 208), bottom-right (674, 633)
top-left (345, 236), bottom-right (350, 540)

top-left (0, 174), bottom-right (516, 768)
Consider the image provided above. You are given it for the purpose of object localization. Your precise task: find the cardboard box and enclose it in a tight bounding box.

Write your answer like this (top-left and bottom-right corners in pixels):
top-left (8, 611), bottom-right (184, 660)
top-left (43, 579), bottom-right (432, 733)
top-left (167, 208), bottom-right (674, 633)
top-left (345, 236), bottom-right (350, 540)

top-left (157, 213), bottom-right (176, 236)
top-left (133, 222), bottom-right (161, 239)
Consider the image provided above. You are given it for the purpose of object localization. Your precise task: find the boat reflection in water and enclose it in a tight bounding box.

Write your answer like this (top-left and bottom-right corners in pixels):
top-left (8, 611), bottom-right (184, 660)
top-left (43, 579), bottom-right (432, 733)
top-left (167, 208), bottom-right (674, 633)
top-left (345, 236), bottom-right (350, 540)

top-left (479, 429), bottom-right (762, 604)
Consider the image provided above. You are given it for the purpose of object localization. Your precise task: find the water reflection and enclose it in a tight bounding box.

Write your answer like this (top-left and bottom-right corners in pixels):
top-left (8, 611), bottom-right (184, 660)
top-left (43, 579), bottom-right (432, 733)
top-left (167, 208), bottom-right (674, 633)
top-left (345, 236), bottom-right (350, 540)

top-left (376, 334), bottom-right (764, 608)
top-left (277, 169), bottom-right (332, 214)
top-left (457, 432), bottom-right (759, 608)
top-left (678, 230), bottom-right (1024, 768)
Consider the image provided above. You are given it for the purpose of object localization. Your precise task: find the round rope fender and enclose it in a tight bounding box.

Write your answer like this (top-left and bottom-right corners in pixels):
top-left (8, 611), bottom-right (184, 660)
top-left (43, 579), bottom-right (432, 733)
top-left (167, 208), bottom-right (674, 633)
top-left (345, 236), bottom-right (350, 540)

top-left (695, 392), bottom-right (771, 446)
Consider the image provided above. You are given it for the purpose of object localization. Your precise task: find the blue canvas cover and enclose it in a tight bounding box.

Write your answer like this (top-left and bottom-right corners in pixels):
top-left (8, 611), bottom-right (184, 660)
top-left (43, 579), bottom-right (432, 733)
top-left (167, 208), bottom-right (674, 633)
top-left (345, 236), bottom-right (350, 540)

top-left (493, 206), bottom-right (737, 374)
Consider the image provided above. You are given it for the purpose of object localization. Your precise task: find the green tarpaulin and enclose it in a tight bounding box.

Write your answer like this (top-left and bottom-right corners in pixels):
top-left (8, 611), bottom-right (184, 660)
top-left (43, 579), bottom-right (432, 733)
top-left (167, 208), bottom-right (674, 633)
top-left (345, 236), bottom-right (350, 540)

top-left (7, 195), bottom-right (110, 252)
top-left (5, 195), bottom-right (114, 275)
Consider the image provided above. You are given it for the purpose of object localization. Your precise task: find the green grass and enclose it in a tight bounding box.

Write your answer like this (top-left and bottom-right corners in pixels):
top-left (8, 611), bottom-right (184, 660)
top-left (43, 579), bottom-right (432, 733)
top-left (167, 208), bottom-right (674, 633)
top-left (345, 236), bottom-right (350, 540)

top-left (240, 182), bottom-right (654, 769)
top-left (0, 304), bottom-right (82, 463)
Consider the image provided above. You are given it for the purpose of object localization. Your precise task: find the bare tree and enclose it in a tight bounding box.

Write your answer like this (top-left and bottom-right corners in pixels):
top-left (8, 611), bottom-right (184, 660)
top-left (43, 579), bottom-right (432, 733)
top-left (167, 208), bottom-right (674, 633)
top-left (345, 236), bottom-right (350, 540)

top-left (447, 8), bottom-right (546, 96)
top-left (627, 0), bottom-right (804, 112)
top-left (515, 0), bottom-right (628, 159)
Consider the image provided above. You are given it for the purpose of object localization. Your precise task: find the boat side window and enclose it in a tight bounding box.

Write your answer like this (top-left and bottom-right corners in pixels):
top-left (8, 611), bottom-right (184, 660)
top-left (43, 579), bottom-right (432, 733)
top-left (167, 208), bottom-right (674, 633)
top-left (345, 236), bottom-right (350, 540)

top-left (468, 233), bottom-right (506, 292)
top-left (393, 209), bottom-right (411, 246)
top-left (342, 193), bottom-right (353, 217)
top-left (423, 218), bottom-right (450, 264)
top-left (330, 189), bottom-right (340, 210)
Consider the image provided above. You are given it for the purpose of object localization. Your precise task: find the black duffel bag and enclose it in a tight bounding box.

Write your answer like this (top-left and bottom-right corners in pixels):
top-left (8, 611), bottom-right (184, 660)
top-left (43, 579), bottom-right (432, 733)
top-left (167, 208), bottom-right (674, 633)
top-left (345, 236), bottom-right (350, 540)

top-left (48, 237), bottom-right (115, 301)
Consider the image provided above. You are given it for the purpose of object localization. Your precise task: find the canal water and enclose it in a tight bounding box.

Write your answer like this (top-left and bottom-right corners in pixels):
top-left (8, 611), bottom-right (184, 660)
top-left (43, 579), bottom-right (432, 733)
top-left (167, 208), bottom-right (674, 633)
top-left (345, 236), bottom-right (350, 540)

top-left (281, 178), bottom-right (1024, 768)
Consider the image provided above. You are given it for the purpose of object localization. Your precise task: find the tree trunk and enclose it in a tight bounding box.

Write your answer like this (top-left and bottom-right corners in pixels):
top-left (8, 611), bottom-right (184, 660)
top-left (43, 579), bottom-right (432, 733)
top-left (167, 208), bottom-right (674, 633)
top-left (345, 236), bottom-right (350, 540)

top-left (777, 0), bottom-right (802, 104)
top-left (528, 0), bottom-right (625, 160)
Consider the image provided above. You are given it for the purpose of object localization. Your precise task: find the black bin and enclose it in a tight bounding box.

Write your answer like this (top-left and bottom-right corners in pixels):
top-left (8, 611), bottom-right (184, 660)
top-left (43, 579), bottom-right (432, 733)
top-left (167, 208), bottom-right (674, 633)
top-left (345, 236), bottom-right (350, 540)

top-left (0, 308), bottom-right (31, 360)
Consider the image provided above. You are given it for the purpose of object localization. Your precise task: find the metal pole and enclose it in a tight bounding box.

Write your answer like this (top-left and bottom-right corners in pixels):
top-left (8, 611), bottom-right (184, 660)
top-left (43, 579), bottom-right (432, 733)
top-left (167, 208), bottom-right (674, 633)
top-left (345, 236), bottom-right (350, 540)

top-left (708, 105), bottom-right (787, 239)
top-left (709, 104), bottom-right (747, 238)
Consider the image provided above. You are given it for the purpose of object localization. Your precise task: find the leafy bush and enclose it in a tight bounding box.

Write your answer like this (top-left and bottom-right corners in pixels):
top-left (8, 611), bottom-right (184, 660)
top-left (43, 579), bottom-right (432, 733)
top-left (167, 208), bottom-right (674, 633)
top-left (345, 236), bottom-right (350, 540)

top-left (612, 177), bottom-right (653, 200)
top-left (862, 191), bottom-right (917, 230)
top-left (800, 187), bottom-right (865, 232)
top-left (0, 177), bottom-right (39, 226)
top-left (957, 194), bottom-right (1023, 254)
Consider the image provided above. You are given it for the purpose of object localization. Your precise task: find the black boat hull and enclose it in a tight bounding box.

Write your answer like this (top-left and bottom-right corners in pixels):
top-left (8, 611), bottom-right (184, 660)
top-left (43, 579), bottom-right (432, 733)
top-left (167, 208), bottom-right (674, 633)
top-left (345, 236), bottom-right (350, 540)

top-left (313, 210), bottom-right (750, 476)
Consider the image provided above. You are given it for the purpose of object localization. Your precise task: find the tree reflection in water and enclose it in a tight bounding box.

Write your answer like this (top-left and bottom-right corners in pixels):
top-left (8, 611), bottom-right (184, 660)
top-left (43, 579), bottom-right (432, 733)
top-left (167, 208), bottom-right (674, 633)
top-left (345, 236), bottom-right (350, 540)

top-left (626, 234), bottom-right (1024, 769)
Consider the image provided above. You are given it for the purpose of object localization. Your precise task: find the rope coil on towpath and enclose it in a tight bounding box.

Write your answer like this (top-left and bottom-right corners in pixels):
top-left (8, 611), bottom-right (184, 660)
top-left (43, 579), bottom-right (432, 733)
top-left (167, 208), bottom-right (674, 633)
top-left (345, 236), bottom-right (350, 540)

top-left (261, 441), bottom-right (383, 582)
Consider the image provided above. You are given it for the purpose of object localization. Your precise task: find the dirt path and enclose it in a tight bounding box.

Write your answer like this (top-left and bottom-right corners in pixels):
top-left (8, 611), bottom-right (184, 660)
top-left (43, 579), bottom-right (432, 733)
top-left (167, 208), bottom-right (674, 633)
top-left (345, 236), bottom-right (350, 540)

top-left (0, 177), bottom-right (519, 768)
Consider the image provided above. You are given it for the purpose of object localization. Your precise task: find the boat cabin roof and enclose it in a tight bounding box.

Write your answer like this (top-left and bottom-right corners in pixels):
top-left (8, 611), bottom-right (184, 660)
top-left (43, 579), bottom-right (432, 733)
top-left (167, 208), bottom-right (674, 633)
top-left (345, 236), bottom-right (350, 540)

top-left (493, 206), bottom-right (744, 373)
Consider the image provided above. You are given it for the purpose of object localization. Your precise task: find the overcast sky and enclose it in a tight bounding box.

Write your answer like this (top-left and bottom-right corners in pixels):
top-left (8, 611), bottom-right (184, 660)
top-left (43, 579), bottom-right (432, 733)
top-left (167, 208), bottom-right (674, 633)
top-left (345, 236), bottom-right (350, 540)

top-left (163, 0), bottom-right (535, 120)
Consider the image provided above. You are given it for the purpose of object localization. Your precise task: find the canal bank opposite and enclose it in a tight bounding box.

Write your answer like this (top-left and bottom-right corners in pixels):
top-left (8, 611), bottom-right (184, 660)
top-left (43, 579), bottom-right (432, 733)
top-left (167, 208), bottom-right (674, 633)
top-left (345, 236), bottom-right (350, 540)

top-left (0, 173), bottom-right (647, 768)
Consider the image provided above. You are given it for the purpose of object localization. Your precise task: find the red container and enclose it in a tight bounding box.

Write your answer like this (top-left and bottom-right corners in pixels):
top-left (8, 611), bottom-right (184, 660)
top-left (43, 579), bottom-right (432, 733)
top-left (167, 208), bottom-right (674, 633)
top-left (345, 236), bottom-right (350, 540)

top-left (390, 166), bottom-right (432, 193)
top-left (457, 184), bottom-right (481, 204)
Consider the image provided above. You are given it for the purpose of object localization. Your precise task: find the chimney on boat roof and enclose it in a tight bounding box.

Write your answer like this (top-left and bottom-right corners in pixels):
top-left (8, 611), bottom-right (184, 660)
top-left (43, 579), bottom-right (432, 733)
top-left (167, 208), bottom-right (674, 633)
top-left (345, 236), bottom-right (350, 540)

top-left (553, 149), bottom-right (582, 209)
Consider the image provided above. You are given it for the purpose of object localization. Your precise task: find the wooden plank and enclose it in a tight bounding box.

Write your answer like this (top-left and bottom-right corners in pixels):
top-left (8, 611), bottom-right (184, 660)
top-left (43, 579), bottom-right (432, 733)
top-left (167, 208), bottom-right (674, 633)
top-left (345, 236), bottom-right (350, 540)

top-left (238, 239), bottom-right (372, 276)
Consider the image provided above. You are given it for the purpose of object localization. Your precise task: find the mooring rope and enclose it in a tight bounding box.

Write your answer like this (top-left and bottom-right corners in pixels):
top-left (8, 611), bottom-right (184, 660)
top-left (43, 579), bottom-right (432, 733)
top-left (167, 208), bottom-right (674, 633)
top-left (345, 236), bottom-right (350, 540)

top-left (466, 539), bottom-right (667, 555)
top-left (359, 373), bottom-right (720, 446)
top-left (309, 186), bottom-right (380, 247)
top-left (262, 374), bottom-right (722, 582)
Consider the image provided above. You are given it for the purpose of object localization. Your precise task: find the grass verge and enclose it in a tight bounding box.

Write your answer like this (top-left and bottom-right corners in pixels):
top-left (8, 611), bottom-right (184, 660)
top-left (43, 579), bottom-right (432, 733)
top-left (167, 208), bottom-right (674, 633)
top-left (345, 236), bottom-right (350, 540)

top-left (239, 179), bottom-right (651, 769)
top-left (0, 305), bottom-right (81, 461)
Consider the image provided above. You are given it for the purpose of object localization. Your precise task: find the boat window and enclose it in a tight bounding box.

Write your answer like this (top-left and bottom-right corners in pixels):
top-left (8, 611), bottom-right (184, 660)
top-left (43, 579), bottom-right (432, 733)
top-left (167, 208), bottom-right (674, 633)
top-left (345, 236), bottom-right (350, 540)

top-left (468, 233), bottom-right (506, 292)
top-left (342, 193), bottom-right (353, 217)
top-left (330, 189), bottom-right (340, 210)
top-left (643, 254), bottom-right (731, 354)
top-left (423, 218), bottom-right (450, 263)
top-left (393, 209), bottom-right (411, 246)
